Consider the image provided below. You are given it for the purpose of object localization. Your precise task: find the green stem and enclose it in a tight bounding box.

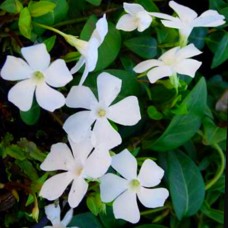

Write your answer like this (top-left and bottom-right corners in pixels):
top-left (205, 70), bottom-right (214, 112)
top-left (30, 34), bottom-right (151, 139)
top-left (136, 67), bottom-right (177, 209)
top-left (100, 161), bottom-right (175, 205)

top-left (205, 143), bottom-right (225, 190)
top-left (137, 72), bottom-right (147, 79)
top-left (140, 206), bottom-right (167, 216)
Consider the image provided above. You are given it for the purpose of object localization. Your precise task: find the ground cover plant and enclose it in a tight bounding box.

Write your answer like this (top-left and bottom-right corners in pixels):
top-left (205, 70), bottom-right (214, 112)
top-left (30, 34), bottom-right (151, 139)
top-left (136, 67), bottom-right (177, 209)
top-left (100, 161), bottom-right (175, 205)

top-left (0, 0), bottom-right (227, 227)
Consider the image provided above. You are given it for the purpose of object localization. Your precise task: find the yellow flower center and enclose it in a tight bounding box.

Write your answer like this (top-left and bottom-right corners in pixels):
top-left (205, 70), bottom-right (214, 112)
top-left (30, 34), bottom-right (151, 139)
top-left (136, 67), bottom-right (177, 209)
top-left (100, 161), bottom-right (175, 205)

top-left (33, 71), bottom-right (44, 83)
top-left (97, 108), bottom-right (106, 118)
top-left (129, 179), bottom-right (141, 192)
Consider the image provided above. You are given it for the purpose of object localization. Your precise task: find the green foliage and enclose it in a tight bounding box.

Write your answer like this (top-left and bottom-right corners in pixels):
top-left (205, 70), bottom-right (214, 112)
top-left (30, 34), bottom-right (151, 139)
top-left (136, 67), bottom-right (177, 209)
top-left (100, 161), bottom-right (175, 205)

top-left (0, 0), bottom-right (23, 13)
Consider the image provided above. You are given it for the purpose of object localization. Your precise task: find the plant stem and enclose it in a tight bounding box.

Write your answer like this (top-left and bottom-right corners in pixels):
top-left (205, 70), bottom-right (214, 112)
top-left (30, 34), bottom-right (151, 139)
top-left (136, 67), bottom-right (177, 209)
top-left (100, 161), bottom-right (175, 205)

top-left (140, 206), bottom-right (167, 216)
top-left (205, 143), bottom-right (225, 190)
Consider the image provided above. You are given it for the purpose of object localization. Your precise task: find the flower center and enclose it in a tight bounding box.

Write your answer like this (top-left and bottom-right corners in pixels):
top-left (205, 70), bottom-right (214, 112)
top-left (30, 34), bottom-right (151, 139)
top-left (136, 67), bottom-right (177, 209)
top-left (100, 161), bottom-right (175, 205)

top-left (97, 108), bottom-right (106, 118)
top-left (129, 179), bottom-right (141, 192)
top-left (33, 71), bottom-right (44, 83)
top-left (73, 166), bottom-right (83, 177)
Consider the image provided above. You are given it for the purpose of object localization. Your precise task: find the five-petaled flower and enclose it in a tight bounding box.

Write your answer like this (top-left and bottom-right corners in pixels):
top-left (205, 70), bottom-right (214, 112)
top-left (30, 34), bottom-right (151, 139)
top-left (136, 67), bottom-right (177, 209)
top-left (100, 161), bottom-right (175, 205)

top-left (0, 43), bottom-right (73, 112)
top-left (116, 3), bottom-right (152, 32)
top-left (100, 149), bottom-right (169, 223)
top-left (151, 1), bottom-right (225, 45)
top-left (39, 136), bottom-right (111, 208)
top-left (133, 43), bottom-right (202, 86)
top-left (63, 72), bottom-right (141, 149)
top-left (44, 203), bottom-right (77, 228)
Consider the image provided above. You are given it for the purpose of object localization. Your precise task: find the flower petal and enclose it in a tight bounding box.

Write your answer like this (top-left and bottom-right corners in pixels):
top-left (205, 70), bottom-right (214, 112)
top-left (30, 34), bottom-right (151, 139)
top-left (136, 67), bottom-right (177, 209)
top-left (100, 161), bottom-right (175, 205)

top-left (113, 190), bottom-right (140, 224)
top-left (92, 118), bottom-right (122, 150)
top-left (108, 96), bottom-right (141, 126)
top-left (36, 83), bottom-right (65, 111)
top-left (97, 72), bottom-right (122, 106)
top-left (177, 44), bottom-right (202, 60)
top-left (45, 203), bottom-right (61, 225)
top-left (66, 85), bottom-right (97, 109)
top-left (39, 172), bottom-right (73, 200)
top-left (137, 11), bottom-right (152, 32)
top-left (116, 14), bottom-right (138, 31)
top-left (138, 159), bottom-right (165, 187)
top-left (21, 43), bottom-right (50, 71)
top-left (68, 177), bottom-right (88, 208)
top-left (61, 208), bottom-right (74, 226)
top-left (137, 187), bottom-right (169, 208)
top-left (63, 111), bottom-right (94, 143)
top-left (40, 143), bottom-right (74, 171)
top-left (1, 56), bottom-right (33, 81)
top-left (70, 56), bottom-right (85, 74)
top-left (147, 66), bottom-right (173, 83)
top-left (133, 59), bottom-right (162, 73)
top-left (100, 173), bottom-right (128, 202)
top-left (111, 149), bottom-right (137, 180)
top-left (45, 59), bottom-right (73, 87)
top-left (8, 79), bottom-right (36, 111)
top-left (123, 2), bottom-right (145, 15)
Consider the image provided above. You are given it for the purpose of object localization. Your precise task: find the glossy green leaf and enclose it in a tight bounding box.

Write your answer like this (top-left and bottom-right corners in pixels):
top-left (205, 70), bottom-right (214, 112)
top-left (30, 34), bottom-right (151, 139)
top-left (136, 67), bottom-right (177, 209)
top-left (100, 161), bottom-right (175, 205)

top-left (86, 0), bottom-right (101, 6)
top-left (211, 32), bottom-right (228, 68)
top-left (135, 225), bottom-right (168, 228)
top-left (0, 0), bottom-right (23, 14)
top-left (18, 7), bottom-right (32, 39)
top-left (28, 1), bottom-right (56, 17)
top-left (124, 36), bottom-right (157, 59)
top-left (147, 105), bottom-right (163, 120)
top-left (43, 35), bottom-right (56, 52)
top-left (20, 103), bottom-right (40, 125)
top-left (135, 0), bottom-right (159, 11)
top-left (143, 77), bottom-right (207, 151)
top-left (189, 27), bottom-right (208, 49)
top-left (166, 151), bottom-right (205, 220)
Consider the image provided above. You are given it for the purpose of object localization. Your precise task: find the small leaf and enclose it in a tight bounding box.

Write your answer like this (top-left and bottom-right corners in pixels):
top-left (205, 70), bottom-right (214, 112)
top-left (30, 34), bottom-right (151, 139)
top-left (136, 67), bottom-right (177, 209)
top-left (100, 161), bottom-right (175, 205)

top-left (20, 103), bottom-right (40, 125)
top-left (86, 0), bottom-right (101, 6)
top-left (147, 106), bottom-right (163, 120)
top-left (28, 1), bottom-right (56, 17)
top-left (124, 36), bottom-right (157, 59)
top-left (86, 193), bottom-right (104, 216)
top-left (18, 7), bottom-right (32, 39)
top-left (0, 0), bottom-right (23, 14)
top-left (43, 35), bottom-right (56, 52)
top-left (4, 145), bottom-right (26, 160)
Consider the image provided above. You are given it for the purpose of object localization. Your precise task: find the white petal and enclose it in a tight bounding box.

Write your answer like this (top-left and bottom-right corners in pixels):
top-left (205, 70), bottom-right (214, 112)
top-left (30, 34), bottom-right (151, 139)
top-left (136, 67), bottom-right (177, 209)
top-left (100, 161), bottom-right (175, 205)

top-left (160, 18), bottom-right (184, 30)
top-left (63, 111), bottom-right (94, 143)
top-left (123, 2), bottom-right (145, 15)
top-left (40, 143), bottom-right (74, 171)
top-left (169, 1), bottom-right (197, 21)
top-left (61, 208), bottom-right (74, 226)
top-left (70, 56), bottom-right (85, 74)
top-left (111, 149), bottom-right (137, 180)
top-left (133, 60), bottom-right (162, 73)
top-left (137, 11), bottom-right (152, 32)
top-left (92, 118), bottom-right (122, 150)
top-left (91, 14), bottom-right (108, 46)
top-left (39, 172), bottom-right (73, 200)
top-left (45, 59), bottom-right (72, 87)
top-left (8, 79), bottom-right (36, 111)
top-left (78, 65), bottom-right (89, 86)
top-left (68, 178), bottom-right (88, 208)
top-left (100, 173), bottom-right (128, 202)
top-left (35, 83), bottom-right (65, 111)
top-left (160, 46), bottom-right (178, 61)
top-left (137, 187), bottom-right (169, 208)
top-left (85, 38), bottom-right (99, 72)
top-left (21, 43), bottom-right (50, 71)
top-left (1, 56), bottom-right (33, 81)
top-left (193, 10), bottom-right (225, 27)
top-left (175, 59), bottom-right (202, 77)
top-left (85, 147), bottom-right (111, 178)
top-left (147, 66), bottom-right (173, 83)
top-left (66, 85), bottom-right (97, 109)
top-left (138, 159), bottom-right (165, 187)
top-left (177, 44), bottom-right (202, 60)
top-left (150, 12), bottom-right (177, 21)
top-left (45, 203), bottom-right (61, 225)
top-left (113, 190), bottom-right (140, 224)
top-left (97, 72), bottom-right (122, 106)
top-left (116, 14), bottom-right (138, 31)
top-left (108, 96), bottom-right (141, 126)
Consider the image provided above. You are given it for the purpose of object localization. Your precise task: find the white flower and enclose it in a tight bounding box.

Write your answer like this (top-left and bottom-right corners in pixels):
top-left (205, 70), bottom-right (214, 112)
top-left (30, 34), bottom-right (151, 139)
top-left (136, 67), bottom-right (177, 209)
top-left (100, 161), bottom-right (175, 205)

top-left (0, 43), bottom-right (72, 112)
top-left (63, 72), bottom-right (141, 149)
top-left (133, 43), bottom-right (202, 84)
top-left (151, 1), bottom-right (225, 44)
top-left (69, 14), bottom-right (108, 85)
top-left (39, 136), bottom-right (111, 208)
top-left (116, 3), bottom-right (152, 32)
top-left (100, 149), bottom-right (169, 224)
top-left (44, 203), bottom-right (78, 228)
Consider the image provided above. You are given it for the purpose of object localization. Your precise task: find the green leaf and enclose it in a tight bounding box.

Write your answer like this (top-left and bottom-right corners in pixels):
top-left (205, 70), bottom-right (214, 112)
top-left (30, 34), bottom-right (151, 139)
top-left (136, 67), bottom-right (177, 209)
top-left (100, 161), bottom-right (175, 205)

top-left (124, 36), bottom-right (157, 59)
top-left (18, 7), bottom-right (32, 39)
top-left (189, 27), bottom-right (208, 49)
top-left (211, 32), bottom-right (228, 68)
top-left (143, 77), bottom-right (207, 151)
top-left (201, 202), bottom-right (224, 224)
top-left (4, 145), bottom-right (26, 160)
top-left (20, 103), bottom-right (40, 125)
top-left (86, 0), bottom-right (101, 6)
top-left (147, 105), bottom-right (163, 120)
top-left (155, 27), bottom-right (179, 45)
top-left (0, 0), bottom-right (23, 14)
top-left (43, 35), bottom-right (56, 52)
top-left (135, 225), bottom-right (168, 228)
top-left (135, 0), bottom-right (159, 11)
top-left (165, 151), bottom-right (205, 220)
top-left (86, 193), bottom-right (104, 216)
top-left (28, 1), bottom-right (56, 17)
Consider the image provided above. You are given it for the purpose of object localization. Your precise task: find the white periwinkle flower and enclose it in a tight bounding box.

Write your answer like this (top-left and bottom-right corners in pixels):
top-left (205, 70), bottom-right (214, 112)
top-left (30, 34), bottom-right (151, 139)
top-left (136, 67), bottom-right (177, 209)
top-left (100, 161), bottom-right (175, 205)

top-left (116, 3), bottom-right (152, 32)
top-left (69, 14), bottom-right (108, 85)
top-left (133, 43), bottom-right (202, 85)
top-left (151, 1), bottom-right (225, 44)
top-left (39, 136), bottom-right (111, 208)
top-left (63, 72), bottom-right (141, 149)
top-left (0, 43), bottom-right (73, 112)
top-left (100, 149), bottom-right (169, 224)
top-left (44, 203), bottom-right (77, 228)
